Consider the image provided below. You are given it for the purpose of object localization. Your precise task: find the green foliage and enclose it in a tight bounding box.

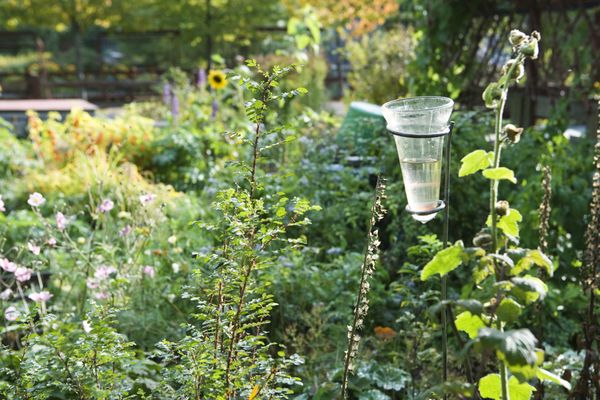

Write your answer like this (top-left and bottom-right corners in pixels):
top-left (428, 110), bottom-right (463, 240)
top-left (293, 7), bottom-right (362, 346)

top-left (420, 243), bottom-right (464, 280)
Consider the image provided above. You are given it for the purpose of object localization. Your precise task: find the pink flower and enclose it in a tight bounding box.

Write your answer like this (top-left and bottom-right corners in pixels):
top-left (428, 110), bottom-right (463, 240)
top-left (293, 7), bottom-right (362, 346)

top-left (139, 193), bottom-right (156, 206)
top-left (94, 265), bottom-right (116, 280)
top-left (94, 292), bottom-right (109, 300)
top-left (15, 267), bottom-right (33, 282)
top-left (28, 290), bottom-right (53, 303)
top-left (119, 225), bottom-right (132, 237)
top-left (56, 212), bottom-right (68, 231)
top-left (0, 289), bottom-right (13, 300)
top-left (86, 278), bottom-right (99, 289)
top-left (27, 242), bottom-right (41, 256)
top-left (0, 258), bottom-right (17, 272)
top-left (98, 199), bottom-right (114, 213)
top-left (143, 265), bottom-right (155, 278)
top-left (0, 195), bottom-right (5, 212)
top-left (27, 192), bottom-right (46, 208)
top-left (4, 306), bottom-right (19, 321)
top-left (47, 237), bottom-right (57, 247)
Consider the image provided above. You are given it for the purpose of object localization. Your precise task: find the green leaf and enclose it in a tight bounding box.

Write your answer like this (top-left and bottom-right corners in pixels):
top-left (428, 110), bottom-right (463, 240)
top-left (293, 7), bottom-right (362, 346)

top-left (536, 368), bottom-right (572, 390)
top-left (459, 150), bottom-right (492, 177)
top-left (478, 328), bottom-right (538, 366)
top-left (455, 311), bottom-right (486, 339)
top-left (529, 250), bottom-right (553, 276)
top-left (487, 209), bottom-right (523, 239)
top-left (483, 167), bottom-right (517, 183)
top-left (496, 297), bottom-right (523, 324)
top-left (511, 276), bottom-right (548, 303)
top-left (479, 374), bottom-right (535, 400)
top-left (420, 244), bottom-right (464, 281)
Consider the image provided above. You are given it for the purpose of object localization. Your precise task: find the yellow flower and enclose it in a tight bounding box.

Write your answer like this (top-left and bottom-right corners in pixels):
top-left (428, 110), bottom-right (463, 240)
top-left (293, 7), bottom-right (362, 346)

top-left (208, 70), bottom-right (227, 90)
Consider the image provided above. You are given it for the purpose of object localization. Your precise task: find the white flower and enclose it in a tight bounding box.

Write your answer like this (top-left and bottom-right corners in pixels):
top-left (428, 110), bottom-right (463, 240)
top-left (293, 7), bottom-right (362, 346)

top-left (27, 192), bottom-right (46, 208)
top-left (4, 306), bottom-right (19, 321)
top-left (0, 195), bottom-right (5, 212)
top-left (139, 193), bottom-right (156, 206)
top-left (0, 289), bottom-right (13, 300)
top-left (97, 199), bottom-right (114, 213)
top-left (27, 242), bottom-right (41, 256)
top-left (172, 263), bottom-right (180, 273)
top-left (0, 258), bottom-right (17, 272)
top-left (143, 265), bottom-right (155, 278)
top-left (14, 267), bottom-right (32, 282)
top-left (94, 265), bottom-right (116, 280)
top-left (167, 235), bottom-right (177, 245)
top-left (82, 320), bottom-right (92, 333)
top-left (56, 212), bottom-right (68, 231)
top-left (28, 291), bottom-right (53, 303)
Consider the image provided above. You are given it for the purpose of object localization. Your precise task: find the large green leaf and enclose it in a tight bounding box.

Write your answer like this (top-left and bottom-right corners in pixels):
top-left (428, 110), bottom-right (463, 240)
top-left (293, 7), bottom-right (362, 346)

top-left (478, 374), bottom-right (535, 400)
top-left (483, 167), bottom-right (517, 183)
top-left (420, 244), bottom-right (464, 281)
top-left (455, 311), bottom-right (486, 339)
top-left (511, 276), bottom-right (548, 303)
top-left (496, 297), bottom-right (523, 324)
top-left (478, 328), bottom-right (538, 366)
top-left (486, 209), bottom-right (523, 239)
top-left (459, 150), bottom-right (492, 177)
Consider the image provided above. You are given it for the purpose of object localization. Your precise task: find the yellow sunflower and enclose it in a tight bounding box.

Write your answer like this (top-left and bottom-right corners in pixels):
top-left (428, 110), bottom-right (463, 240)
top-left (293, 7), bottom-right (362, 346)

top-left (208, 70), bottom-right (227, 90)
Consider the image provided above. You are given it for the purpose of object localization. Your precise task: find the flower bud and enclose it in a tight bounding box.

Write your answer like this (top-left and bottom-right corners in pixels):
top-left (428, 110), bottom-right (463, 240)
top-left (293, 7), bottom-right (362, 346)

top-left (474, 229), bottom-right (493, 249)
top-left (482, 82), bottom-right (502, 109)
top-left (531, 31), bottom-right (541, 41)
top-left (504, 123), bottom-right (524, 143)
top-left (501, 59), bottom-right (525, 82)
top-left (509, 29), bottom-right (527, 47)
top-left (520, 38), bottom-right (539, 59)
top-left (495, 200), bottom-right (510, 217)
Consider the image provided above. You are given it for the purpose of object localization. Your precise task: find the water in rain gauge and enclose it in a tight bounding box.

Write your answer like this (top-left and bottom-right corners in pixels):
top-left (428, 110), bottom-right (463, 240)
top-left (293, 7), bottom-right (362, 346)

top-left (382, 97), bottom-right (454, 223)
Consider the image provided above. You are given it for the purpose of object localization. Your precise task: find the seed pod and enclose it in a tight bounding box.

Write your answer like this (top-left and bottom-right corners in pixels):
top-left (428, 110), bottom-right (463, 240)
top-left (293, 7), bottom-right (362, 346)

top-left (531, 31), bottom-right (541, 41)
top-left (495, 200), bottom-right (510, 217)
top-left (504, 123), bottom-right (524, 143)
top-left (501, 59), bottom-right (525, 82)
top-left (482, 82), bottom-right (502, 109)
top-left (509, 29), bottom-right (527, 47)
top-left (520, 38), bottom-right (539, 59)
top-left (474, 229), bottom-right (494, 249)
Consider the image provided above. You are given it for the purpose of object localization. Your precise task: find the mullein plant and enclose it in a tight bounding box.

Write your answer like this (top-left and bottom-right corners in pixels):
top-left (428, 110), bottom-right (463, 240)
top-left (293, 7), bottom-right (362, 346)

top-left (419, 29), bottom-right (571, 399)
top-left (155, 61), bottom-right (318, 399)
top-left (569, 100), bottom-right (600, 399)
top-left (341, 176), bottom-right (387, 398)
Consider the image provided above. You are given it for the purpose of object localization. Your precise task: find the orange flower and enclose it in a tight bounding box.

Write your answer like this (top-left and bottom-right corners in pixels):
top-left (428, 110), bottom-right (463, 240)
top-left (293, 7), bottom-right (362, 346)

top-left (374, 326), bottom-right (397, 340)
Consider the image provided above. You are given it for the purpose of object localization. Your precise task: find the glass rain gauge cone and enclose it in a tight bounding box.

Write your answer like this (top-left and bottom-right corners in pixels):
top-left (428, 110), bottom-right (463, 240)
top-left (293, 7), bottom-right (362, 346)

top-left (382, 96), bottom-right (454, 223)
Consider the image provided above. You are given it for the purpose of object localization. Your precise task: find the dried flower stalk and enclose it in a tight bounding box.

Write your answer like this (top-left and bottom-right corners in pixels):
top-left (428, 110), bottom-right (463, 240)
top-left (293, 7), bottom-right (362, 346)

top-left (341, 176), bottom-right (387, 398)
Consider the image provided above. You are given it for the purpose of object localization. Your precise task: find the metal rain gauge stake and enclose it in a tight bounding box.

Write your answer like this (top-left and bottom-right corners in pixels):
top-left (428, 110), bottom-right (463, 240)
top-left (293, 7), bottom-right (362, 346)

top-left (381, 96), bottom-right (454, 396)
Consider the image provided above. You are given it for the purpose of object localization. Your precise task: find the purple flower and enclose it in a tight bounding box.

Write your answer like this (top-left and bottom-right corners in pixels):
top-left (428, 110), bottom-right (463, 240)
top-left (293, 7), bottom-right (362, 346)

top-left (0, 258), bottom-right (17, 272)
top-left (4, 306), bottom-right (19, 321)
top-left (28, 192), bottom-right (45, 208)
top-left (86, 278), bottom-right (99, 289)
top-left (171, 94), bottom-right (179, 118)
top-left (94, 265), bottom-right (116, 280)
top-left (27, 242), bottom-right (41, 256)
top-left (56, 212), bottom-right (68, 231)
top-left (211, 99), bottom-right (218, 119)
top-left (139, 193), bottom-right (156, 206)
top-left (98, 199), bottom-right (114, 213)
top-left (0, 289), bottom-right (13, 300)
top-left (197, 68), bottom-right (206, 87)
top-left (119, 225), bottom-right (132, 237)
top-left (0, 195), bottom-right (5, 212)
top-left (143, 265), bottom-right (155, 278)
top-left (28, 290), bottom-right (53, 303)
top-left (15, 267), bottom-right (32, 282)
top-left (163, 83), bottom-right (172, 106)
top-left (94, 292), bottom-right (109, 300)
